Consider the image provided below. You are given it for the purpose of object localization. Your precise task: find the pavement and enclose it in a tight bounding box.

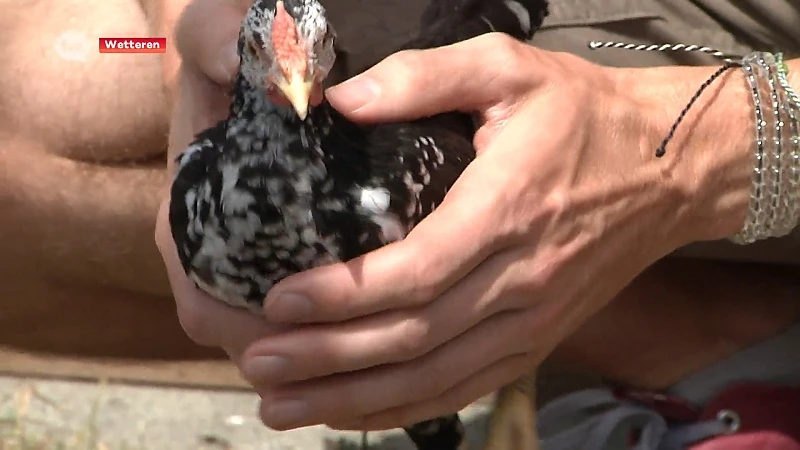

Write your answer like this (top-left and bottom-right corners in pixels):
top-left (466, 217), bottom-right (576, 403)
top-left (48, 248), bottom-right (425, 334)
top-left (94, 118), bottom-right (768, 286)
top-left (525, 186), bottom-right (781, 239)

top-left (0, 362), bottom-right (604, 450)
top-left (0, 375), bottom-right (494, 450)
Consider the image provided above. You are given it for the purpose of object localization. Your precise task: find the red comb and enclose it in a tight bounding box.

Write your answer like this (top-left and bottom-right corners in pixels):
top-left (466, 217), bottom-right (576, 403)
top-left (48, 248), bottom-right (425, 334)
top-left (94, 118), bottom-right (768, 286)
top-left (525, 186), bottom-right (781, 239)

top-left (271, 1), bottom-right (307, 76)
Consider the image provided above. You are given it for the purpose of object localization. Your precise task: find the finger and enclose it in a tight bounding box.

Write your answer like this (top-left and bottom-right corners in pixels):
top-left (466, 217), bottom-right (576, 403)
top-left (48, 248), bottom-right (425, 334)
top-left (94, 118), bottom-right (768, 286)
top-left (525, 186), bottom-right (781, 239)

top-left (253, 308), bottom-right (537, 430)
top-left (244, 248), bottom-right (528, 383)
top-left (265, 106), bottom-right (557, 325)
top-left (325, 33), bottom-right (538, 123)
top-left (263, 160), bottom-right (509, 324)
top-left (182, 64), bottom-right (233, 133)
top-left (175, 0), bottom-right (251, 85)
top-left (155, 199), bottom-right (280, 350)
top-left (331, 354), bottom-right (535, 431)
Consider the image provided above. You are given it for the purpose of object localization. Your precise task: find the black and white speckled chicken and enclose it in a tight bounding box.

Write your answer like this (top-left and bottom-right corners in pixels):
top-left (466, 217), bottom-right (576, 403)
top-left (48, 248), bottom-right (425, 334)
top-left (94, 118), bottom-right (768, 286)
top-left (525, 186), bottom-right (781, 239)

top-left (169, 0), bottom-right (549, 449)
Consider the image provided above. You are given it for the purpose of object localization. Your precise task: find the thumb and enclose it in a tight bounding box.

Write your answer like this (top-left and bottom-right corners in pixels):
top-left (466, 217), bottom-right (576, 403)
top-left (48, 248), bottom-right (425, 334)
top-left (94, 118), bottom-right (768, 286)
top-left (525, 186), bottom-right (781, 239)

top-left (325, 33), bottom-right (535, 123)
top-left (175, 0), bottom-right (251, 86)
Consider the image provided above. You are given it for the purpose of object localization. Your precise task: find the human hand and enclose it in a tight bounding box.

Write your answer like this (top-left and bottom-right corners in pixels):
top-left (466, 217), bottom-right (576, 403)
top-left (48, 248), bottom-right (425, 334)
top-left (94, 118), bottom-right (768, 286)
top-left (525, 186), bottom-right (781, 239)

top-left (156, 0), bottom-right (335, 364)
top-left (165, 0), bottom-right (248, 153)
top-left (235, 34), bottom-right (754, 430)
top-left (155, 0), bottom-right (278, 362)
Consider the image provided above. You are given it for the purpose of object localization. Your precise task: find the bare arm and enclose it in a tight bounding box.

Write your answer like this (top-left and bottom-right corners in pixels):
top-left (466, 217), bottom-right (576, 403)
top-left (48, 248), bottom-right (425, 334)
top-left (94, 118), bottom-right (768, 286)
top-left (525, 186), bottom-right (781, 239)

top-left (0, 0), bottom-right (177, 291)
top-left (551, 258), bottom-right (800, 390)
top-left (0, 0), bottom-right (232, 358)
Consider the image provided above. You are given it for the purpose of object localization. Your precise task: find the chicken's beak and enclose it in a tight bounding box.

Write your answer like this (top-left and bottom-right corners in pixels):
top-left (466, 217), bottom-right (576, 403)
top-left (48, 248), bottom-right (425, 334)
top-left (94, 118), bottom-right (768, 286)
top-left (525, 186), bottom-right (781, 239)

top-left (277, 71), bottom-right (314, 120)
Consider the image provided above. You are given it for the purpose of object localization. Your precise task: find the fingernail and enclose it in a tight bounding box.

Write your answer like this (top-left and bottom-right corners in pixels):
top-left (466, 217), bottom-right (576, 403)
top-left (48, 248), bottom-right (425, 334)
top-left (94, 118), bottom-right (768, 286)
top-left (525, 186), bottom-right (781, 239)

top-left (219, 41), bottom-right (240, 82)
top-left (263, 399), bottom-right (308, 427)
top-left (264, 293), bottom-right (314, 322)
top-left (244, 355), bottom-right (289, 382)
top-left (326, 75), bottom-right (381, 113)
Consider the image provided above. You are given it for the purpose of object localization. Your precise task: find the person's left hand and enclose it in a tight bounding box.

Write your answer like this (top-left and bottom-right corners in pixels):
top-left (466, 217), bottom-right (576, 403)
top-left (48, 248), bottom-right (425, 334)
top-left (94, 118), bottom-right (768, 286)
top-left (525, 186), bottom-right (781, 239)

top-left (236, 34), bottom-right (735, 432)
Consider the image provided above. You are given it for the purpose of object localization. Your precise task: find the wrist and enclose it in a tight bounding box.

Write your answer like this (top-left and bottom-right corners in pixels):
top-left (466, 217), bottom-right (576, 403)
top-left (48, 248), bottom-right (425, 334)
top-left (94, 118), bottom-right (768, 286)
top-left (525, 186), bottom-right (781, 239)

top-left (612, 63), bottom-right (754, 245)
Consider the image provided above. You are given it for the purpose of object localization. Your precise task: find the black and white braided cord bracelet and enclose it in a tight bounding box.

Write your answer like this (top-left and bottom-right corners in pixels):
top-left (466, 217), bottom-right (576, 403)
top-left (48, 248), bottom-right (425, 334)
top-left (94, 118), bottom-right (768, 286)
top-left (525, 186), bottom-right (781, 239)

top-left (588, 40), bottom-right (746, 157)
top-left (588, 40), bottom-right (800, 242)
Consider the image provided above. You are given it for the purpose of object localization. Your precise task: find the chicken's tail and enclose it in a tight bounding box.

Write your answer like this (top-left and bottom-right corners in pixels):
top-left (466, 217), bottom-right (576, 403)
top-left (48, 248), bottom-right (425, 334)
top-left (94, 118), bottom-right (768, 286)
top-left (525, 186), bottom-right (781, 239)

top-left (413, 0), bottom-right (549, 47)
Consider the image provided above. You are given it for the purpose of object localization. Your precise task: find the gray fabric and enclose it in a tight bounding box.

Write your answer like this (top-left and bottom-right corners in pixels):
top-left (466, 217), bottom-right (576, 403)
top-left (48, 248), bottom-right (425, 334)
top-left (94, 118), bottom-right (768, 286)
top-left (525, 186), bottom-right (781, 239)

top-left (667, 321), bottom-right (800, 406)
top-left (529, 0), bottom-right (800, 265)
top-left (535, 321), bottom-right (800, 449)
top-left (536, 389), bottom-right (731, 450)
top-left (688, 0), bottom-right (800, 54)
top-left (532, 0), bottom-right (757, 66)
top-left (517, 3), bottom-right (800, 445)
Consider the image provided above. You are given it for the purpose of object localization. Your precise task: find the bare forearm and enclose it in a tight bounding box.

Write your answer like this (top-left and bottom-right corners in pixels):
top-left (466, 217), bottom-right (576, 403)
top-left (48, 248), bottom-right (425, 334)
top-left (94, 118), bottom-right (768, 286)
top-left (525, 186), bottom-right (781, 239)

top-left (552, 259), bottom-right (800, 390)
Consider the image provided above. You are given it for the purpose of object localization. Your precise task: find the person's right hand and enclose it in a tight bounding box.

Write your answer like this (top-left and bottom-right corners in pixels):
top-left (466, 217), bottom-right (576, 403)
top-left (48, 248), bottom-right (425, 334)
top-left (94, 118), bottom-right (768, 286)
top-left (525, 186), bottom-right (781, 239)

top-left (157, 0), bottom-right (345, 363)
top-left (165, 0), bottom-right (246, 165)
top-left (156, 0), bottom-right (277, 364)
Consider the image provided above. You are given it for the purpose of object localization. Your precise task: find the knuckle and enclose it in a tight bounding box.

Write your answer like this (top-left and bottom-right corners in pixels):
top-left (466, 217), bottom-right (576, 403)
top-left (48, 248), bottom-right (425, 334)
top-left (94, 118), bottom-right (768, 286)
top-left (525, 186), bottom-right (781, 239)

top-left (381, 50), bottom-right (425, 83)
top-left (395, 313), bottom-right (434, 361)
top-left (408, 270), bottom-right (438, 306)
top-left (481, 32), bottom-right (519, 54)
top-left (483, 33), bottom-right (523, 63)
top-left (310, 286), bottom-right (350, 322)
top-left (479, 33), bottom-right (535, 89)
top-left (385, 49), bottom-right (422, 69)
top-left (401, 244), bottom-right (443, 305)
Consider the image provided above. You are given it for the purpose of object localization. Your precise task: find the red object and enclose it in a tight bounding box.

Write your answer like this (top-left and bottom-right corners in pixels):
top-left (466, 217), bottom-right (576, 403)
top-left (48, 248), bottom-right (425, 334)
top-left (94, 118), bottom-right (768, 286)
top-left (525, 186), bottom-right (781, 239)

top-left (691, 383), bottom-right (800, 450)
top-left (271, 1), bottom-right (307, 77)
top-left (614, 383), bottom-right (800, 449)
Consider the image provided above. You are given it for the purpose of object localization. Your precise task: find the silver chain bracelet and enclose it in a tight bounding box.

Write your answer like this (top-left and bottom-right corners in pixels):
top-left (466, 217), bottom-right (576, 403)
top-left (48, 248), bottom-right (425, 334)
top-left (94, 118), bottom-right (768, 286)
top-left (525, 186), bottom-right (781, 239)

top-left (588, 40), bottom-right (800, 245)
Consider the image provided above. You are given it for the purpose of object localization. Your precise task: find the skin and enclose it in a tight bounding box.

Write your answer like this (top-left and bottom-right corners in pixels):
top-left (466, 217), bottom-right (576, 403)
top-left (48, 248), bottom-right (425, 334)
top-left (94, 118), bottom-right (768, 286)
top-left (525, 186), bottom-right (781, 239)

top-left (0, 0), bottom-right (228, 359)
top-left (2, 0), bottom-right (796, 436)
top-left (156, 0), bottom-right (800, 433)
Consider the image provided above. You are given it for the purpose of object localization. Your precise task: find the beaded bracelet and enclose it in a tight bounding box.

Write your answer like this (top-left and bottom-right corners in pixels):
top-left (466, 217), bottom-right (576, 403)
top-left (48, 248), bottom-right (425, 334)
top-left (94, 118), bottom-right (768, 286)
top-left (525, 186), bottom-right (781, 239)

top-left (730, 52), bottom-right (800, 243)
top-left (587, 41), bottom-right (800, 244)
